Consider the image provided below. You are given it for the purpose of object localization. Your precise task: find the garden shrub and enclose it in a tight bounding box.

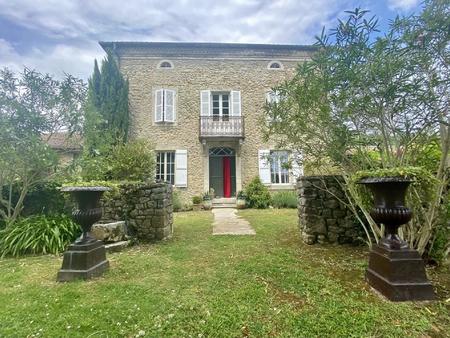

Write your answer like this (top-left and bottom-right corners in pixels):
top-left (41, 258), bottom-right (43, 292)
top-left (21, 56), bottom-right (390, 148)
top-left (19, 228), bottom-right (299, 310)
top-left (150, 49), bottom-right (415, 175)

top-left (80, 139), bottom-right (155, 181)
top-left (272, 191), bottom-right (298, 208)
top-left (21, 182), bottom-right (67, 216)
top-left (0, 214), bottom-right (80, 257)
top-left (192, 196), bottom-right (202, 204)
top-left (428, 224), bottom-right (450, 264)
top-left (173, 190), bottom-right (182, 212)
top-left (245, 177), bottom-right (272, 209)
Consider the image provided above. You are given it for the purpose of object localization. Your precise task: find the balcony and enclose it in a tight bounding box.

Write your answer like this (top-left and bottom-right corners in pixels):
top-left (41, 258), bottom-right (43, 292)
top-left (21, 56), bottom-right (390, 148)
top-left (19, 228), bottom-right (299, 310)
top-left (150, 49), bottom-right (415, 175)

top-left (199, 116), bottom-right (244, 139)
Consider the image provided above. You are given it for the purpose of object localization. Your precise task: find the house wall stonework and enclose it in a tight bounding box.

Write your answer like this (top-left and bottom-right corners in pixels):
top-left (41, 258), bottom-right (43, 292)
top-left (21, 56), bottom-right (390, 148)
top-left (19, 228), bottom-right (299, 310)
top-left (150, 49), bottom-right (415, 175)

top-left (102, 43), bottom-right (315, 200)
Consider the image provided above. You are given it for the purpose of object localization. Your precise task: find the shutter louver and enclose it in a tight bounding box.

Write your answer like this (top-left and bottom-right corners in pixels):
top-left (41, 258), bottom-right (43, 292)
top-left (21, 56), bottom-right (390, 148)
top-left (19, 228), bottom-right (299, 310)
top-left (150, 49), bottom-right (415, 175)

top-left (201, 90), bottom-right (210, 116)
top-left (155, 89), bottom-right (163, 122)
top-left (258, 149), bottom-right (271, 184)
top-left (231, 90), bottom-right (241, 116)
top-left (175, 149), bottom-right (188, 187)
top-left (165, 90), bottom-right (175, 122)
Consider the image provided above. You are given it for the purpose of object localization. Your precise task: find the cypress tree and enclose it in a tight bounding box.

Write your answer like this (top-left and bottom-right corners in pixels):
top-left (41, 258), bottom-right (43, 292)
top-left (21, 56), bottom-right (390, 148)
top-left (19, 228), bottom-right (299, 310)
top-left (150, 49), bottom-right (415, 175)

top-left (85, 52), bottom-right (129, 147)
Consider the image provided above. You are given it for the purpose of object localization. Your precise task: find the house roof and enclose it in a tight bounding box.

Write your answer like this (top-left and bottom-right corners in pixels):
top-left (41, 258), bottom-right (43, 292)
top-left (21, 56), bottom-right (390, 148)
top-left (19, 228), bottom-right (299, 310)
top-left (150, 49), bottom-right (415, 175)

top-left (42, 132), bottom-right (82, 152)
top-left (99, 41), bottom-right (316, 59)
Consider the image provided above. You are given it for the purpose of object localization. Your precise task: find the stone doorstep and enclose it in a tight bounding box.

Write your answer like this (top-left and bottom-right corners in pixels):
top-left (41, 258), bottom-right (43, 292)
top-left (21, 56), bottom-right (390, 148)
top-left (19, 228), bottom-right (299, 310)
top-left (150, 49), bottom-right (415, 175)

top-left (212, 204), bottom-right (236, 209)
top-left (212, 198), bottom-right (236, 204)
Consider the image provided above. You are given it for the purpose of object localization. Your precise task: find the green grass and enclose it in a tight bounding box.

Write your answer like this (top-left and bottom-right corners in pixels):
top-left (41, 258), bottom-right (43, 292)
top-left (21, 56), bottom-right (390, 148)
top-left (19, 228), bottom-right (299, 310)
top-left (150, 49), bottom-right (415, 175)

top-left (0, 210), bottom-right (449, 337)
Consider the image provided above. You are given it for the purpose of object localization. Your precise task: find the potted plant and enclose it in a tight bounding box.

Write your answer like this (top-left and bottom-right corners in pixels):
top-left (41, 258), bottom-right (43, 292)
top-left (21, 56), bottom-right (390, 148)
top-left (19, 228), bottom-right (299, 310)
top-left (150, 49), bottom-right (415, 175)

top-left (202, 192), bottom-right (212, 210)
top-left (236, 190), bottom-right (247, 209)
top-left (192, 195), bottom-right (202, 211)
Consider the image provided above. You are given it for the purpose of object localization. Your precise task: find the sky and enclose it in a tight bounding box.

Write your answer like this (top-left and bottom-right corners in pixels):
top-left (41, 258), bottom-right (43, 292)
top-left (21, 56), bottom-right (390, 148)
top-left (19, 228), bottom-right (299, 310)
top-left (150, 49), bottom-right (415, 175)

top-left (0, 0), bottom-right (423, 80)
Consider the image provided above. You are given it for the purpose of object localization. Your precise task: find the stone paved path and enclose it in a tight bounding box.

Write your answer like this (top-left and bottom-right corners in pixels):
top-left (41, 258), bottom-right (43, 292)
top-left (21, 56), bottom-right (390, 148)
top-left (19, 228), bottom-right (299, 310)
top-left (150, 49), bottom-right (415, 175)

top-left (212, 208), bottom-right (256, 235)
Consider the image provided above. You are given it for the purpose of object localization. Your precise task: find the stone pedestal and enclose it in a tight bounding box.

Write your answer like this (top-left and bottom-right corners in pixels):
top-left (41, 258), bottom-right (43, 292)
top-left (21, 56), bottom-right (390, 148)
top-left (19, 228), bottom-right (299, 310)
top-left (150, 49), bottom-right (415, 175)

top-left (57, 240), bottom-right (109, 282)
top-left (366, 245), bottom-right (435, 301)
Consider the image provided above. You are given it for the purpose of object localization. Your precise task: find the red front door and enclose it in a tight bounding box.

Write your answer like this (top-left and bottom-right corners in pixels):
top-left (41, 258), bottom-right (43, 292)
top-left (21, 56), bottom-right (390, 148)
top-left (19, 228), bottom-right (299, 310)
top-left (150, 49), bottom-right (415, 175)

top-left (223, 156), bottom-right (231, 198)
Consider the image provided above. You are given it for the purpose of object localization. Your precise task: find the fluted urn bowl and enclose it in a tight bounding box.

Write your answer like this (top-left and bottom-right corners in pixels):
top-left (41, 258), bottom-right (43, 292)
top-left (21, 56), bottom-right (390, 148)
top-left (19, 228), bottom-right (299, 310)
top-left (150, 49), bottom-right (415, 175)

top-left (61, 186), bottom-right (110, 244)
top-left (359, 177), bottom-right (412, 250)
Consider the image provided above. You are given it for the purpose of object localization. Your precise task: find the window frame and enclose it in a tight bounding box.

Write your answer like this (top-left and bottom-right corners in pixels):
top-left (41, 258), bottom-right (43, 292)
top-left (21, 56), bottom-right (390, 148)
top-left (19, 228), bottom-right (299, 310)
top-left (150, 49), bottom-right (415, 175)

top-left (267, 60), bottom-right (284, 70)
top-left (270, 150), bottom-right (290, 185)
top-left (211, 91), bottom-right (230, 119)
top-left (156, 151), bottom-right (176, 185)
top-left (157, 60), bottom-right (174, 69)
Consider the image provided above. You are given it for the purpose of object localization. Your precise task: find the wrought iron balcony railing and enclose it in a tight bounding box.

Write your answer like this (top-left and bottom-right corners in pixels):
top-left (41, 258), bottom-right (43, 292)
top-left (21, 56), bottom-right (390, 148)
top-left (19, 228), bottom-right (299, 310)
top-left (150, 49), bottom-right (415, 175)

top-left (199, 116), bottom-right (244, 138)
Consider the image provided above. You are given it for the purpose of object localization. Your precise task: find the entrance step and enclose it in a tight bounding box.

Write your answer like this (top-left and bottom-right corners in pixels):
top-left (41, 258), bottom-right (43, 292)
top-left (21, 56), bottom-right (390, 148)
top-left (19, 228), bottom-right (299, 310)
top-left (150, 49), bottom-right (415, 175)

top-left (212, 198), bottom-right (236, 209)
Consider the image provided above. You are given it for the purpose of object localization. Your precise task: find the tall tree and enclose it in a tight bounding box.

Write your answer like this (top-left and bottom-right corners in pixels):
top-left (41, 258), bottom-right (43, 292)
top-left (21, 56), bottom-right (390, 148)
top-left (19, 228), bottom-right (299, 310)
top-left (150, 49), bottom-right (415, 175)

top-left (86, 53), bottom-right (129, 151)
top-left (0, 67), bottom-right (86, 225)
top-left (264, 3), bottom-right (449, 256)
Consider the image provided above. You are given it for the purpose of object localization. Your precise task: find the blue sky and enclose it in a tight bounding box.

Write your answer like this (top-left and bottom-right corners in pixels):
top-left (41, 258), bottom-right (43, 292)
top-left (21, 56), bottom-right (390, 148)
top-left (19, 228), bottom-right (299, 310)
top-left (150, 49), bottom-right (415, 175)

top-left (0, 0), bottom-right (423, 80)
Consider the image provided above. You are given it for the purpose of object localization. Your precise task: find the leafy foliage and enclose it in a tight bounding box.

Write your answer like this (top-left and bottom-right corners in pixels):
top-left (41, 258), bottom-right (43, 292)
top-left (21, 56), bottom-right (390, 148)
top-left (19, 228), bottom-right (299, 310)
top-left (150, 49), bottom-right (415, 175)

top-left (272, 191), bottom-right (298, 208)
top-left (192, 196), bottom-right (202, 205)
top-left (264, 4), bottom-right (450, 258)
top-left (79, 139), bottom-right (155, 182)
top-left (236, 190), bottom-right (247, 200)
top-left (0, 67), bottom-right (86, 225)
top-left (245, 177), bottom-right (272, 209)
top-left (172, 190), bottom-right (183, 212)
top-left (85, 54), bottom-right (129, 152)
top-left (0, 214), bottom-right (80, 257)
top-left (3, 182), bottom-right (67, 220)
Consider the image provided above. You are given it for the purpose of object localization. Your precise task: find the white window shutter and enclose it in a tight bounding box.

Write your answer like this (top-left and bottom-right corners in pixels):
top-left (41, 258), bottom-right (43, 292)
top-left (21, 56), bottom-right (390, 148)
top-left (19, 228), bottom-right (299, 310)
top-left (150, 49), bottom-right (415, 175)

top-left (165, 90), bottom-right (175, 122)
top-left (267, 90), bottom-right (280, 104)
top-left (155, 89), bottom-right (163, 122)
top-left (175, 149), bottom-right (187, 187)
top-left (258, 149), bottom-right (271, 184)
top-left (201, 90), bottom-right (210, 116)
top-left (231, 90), bottom-right (241, 116)
top-left (291, 151), bottom-right (303, 180)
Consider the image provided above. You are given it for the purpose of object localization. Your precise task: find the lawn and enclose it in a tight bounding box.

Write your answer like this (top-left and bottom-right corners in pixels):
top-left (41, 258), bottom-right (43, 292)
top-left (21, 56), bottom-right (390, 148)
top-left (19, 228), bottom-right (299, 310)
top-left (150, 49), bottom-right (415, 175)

top-left (0, 209), bottom-right (449, 337)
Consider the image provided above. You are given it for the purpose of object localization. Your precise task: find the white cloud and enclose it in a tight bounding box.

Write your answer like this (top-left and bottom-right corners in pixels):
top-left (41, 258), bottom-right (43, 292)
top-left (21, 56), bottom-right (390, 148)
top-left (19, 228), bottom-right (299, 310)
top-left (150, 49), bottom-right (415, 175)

top-left (0, 39), bottom-right (103, 79)
top-left (388, 0), bottom-right (419, 11)
top-left (0, 0), bottom-right (358, 78)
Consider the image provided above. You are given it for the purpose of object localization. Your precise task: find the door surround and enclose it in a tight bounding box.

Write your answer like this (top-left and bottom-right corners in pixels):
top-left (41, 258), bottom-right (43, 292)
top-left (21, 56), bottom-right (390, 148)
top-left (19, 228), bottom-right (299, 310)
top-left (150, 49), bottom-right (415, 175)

top-left (208, 147), bottom-right (236, 198)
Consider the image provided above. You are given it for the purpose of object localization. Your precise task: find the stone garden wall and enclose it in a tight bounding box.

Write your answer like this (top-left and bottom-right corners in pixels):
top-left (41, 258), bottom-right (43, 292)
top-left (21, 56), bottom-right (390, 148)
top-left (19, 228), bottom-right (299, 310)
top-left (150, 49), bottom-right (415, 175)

top-left (297, 176), bottom-right (364, 245)
top-left (100, 182), bottom-right (173, 242)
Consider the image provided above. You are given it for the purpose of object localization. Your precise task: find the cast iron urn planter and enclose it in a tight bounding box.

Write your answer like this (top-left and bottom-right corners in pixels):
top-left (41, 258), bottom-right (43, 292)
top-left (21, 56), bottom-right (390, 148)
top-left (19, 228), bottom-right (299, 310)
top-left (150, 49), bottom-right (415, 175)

top-left (57, 186), bottom-right (110, 282)
top-left (360, 177), bottom-right (435, 301)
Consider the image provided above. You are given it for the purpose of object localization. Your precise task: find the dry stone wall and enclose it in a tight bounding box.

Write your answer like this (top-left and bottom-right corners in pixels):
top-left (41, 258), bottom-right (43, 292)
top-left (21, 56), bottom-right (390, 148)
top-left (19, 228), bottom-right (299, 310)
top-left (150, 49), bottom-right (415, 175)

top-left (297, 176), bottom-right (364, 245)
top-left (101, 182), bottom-right (173, 242)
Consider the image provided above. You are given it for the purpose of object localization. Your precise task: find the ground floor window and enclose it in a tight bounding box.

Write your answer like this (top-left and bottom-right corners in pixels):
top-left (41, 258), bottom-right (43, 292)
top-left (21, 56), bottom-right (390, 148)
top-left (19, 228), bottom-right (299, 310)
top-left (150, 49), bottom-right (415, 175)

top-left (270, 150), bottom-right (290, 184)
top-left (156, 151), bottom-right (175, 184)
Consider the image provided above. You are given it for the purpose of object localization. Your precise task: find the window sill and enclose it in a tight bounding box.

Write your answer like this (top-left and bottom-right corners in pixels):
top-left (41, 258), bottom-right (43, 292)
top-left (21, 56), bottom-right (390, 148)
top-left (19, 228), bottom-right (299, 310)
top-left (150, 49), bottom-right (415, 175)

top-left (154, 121), bottom-right (176, 125)
top-left (268, 183), bottom-right (295, 190)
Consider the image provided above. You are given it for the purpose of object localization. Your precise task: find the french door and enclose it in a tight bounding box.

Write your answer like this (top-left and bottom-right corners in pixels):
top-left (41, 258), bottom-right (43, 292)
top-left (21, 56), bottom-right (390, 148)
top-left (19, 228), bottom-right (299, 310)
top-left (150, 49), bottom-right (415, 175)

top-left (212, 93), bottom-right (230, 121)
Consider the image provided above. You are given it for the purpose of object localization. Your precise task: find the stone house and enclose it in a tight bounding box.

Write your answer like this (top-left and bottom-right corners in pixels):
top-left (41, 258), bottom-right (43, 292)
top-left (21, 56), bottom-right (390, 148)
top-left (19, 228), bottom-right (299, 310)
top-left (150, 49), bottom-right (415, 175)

top-left (42, 132), bottom-right (82, 166)
top-left (99, 42), bottom-right (314, 200)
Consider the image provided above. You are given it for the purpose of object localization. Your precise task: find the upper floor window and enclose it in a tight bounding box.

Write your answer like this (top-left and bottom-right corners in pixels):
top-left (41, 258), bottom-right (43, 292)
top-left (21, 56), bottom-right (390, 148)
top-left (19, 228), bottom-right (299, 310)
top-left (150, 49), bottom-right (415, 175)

top-left (158, 60), bottom-right (174, 69)
top-left (155, 89), bottom-right (176, 123)
top-left (268, 61), bottom-right (283, 70)
top-left (212, 92), bottom-right (230, 120)
top-left (200, 90), bottom-right (241, 117)
top-left (270, 150), bottom-right (290, 184)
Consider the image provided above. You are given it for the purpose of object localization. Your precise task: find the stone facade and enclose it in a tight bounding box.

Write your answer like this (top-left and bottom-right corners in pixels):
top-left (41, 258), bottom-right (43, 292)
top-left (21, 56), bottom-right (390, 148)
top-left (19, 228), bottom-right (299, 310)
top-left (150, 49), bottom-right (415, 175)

top-left (297, 176), bottom-right (364, 245)
top-left (100, 42), bottom-right (315, 201)
top-left (101, 182), bottom-right (173, 242)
